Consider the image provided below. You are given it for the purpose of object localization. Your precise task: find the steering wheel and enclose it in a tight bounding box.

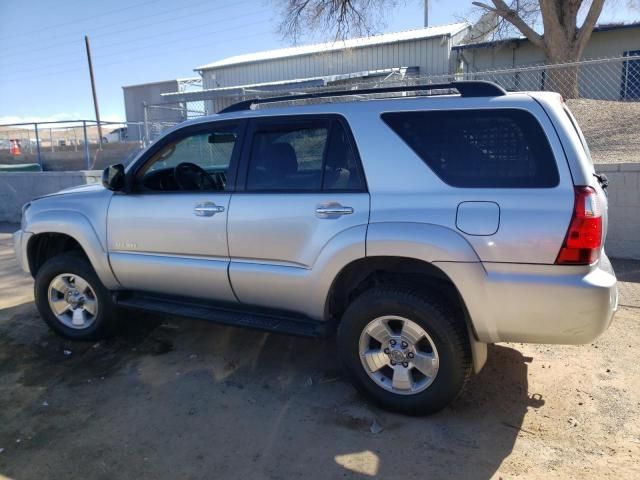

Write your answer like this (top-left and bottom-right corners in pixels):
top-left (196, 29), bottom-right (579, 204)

top-left (174, 162), bottom-right (218, 191)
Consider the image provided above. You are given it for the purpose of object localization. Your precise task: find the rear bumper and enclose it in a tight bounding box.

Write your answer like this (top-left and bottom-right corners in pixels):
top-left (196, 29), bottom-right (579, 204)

top-left (13, 229), bottom-right (32, 274)
top-left (435, 256), bottom-right (618, 345)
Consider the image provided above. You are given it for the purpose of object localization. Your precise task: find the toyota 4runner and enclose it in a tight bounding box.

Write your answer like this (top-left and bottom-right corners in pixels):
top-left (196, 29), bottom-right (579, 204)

top-left (14, 81), bottom-right (618, 414)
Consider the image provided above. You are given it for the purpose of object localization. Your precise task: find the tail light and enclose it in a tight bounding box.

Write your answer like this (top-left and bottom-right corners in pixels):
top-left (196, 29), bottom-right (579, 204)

top-left (556, 186), bottom-right (602, 265)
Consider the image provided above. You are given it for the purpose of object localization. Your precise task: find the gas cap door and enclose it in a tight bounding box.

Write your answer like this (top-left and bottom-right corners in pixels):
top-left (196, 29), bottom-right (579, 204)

top-left (456, 201), bottom-right (500, 236)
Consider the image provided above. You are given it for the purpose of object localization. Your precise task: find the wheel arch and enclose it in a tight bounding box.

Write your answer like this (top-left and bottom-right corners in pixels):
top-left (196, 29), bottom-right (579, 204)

top-left (25, 210), bottom-right (120, 289)
top-left (325, 255), bottom-right (487, 373)
top-left (27, 232), bottom-right (88, 276)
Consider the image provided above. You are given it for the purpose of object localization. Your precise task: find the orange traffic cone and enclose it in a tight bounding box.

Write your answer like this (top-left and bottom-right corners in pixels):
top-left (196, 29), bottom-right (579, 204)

top-left (9, 139), bottom-right (21, 156)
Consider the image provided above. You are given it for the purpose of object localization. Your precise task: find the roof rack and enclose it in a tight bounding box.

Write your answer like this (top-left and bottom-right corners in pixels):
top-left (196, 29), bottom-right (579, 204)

top-left (219, 80), bottom-right (506, 113)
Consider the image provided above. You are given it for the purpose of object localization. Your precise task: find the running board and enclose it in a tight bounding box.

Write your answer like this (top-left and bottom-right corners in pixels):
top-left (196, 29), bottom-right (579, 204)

top-left (114, 292), bottom-right (330, 338)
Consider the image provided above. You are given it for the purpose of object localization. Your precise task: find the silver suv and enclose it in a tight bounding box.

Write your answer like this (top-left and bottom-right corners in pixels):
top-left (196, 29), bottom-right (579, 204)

top-left (13, 82), bottom-right (618, 414)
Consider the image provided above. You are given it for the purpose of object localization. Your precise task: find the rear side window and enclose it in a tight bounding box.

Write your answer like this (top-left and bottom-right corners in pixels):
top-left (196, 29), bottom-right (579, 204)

top-left (382, 109), bottom-right (559, 188)
top-left (247, 124), bottom-right (329, 191)
top-left (245, 118), bottom-right (365, 192)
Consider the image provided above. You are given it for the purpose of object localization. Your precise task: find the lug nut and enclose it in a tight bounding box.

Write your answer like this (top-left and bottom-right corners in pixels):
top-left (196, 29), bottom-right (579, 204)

top-left (401, 341), bottom-right (408, 349)
top-left (408, 352), bottom-right (415, 359)
top-left (390, 361), bottom-right (396, 366)
top-left (390, 339), bottom-right (396, 346)
top-left (402, 362), bottom-right (409, 368)
top-left (384, 348), bottom-right (390, 354)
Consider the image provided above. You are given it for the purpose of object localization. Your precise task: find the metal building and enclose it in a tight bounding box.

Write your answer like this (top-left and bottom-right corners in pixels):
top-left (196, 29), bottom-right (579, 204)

top-left (452, 23), bottom-right (640, 100)
top-left (166, 22), bottom-right (471, 113)
top-left (122, 78), bottom-right (201, 139)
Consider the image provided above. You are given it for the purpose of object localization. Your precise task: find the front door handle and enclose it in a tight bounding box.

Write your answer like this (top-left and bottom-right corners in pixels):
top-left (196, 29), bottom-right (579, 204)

top-left (194, 202), bottom-right (225, 217)
top-left (315, 204), bottom-right (354, 218)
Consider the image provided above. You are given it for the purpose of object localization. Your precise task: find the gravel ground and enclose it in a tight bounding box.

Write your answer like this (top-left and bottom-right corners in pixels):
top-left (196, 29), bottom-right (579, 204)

top-left (1, 225), bottom-right (639, 479)
top-left (566, 99), bottom-right (640, 164)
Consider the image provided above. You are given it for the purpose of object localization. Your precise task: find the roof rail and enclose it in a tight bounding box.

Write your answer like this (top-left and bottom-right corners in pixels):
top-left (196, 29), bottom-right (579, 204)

top-left (219, 80), bottom-right (506, 113)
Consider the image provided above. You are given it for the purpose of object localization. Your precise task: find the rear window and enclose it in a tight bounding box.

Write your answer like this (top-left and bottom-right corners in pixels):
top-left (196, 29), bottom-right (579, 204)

top-left (563, 106), bottom-right (593, 163)
top-left (381, 109), bottom-right (559, 188)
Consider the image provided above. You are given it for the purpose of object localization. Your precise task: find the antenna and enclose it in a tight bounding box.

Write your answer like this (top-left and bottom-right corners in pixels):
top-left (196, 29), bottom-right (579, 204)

top-left (424, 0), bottom-right (429, 27)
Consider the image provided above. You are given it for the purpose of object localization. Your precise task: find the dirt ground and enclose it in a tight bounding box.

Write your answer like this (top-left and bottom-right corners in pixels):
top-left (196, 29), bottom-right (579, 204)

top-left (566, 99), bottom-right (640, 164)
top-left (0, 224), bottom-right (639, 480)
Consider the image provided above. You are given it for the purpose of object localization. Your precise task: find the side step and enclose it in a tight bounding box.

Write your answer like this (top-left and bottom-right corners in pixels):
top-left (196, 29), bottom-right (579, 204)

top-left (114, 292), bottom-right (330, 338)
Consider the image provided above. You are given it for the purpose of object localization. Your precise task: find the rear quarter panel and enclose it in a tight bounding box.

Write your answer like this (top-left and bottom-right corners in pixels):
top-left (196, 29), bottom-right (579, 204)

top-left (347, 94), bottom-right (575, 264)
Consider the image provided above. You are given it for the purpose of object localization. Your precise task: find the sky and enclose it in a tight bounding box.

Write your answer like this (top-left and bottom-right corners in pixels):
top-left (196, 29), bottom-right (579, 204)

top-left (0, 0), bottom-right (637, 123)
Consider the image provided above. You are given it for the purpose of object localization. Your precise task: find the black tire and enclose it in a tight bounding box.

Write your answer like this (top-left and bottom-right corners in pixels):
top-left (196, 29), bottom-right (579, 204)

top-left (34, 252), bottom-right (119, 341)
top-left (337, 287), bottom-right (472, 415)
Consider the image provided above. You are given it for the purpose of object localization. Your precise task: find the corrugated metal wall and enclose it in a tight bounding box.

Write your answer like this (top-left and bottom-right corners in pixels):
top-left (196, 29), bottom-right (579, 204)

top-left (201, 36), bottom-right (457, 90)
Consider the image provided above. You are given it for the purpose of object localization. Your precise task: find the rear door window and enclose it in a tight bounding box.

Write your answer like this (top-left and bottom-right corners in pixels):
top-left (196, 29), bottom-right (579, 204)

top-left (382, 109), bottom-right (559, 188)
top-left (245, 117), bottom-right (365, 192)
top-left (246, 123), bottom-right (329, 191)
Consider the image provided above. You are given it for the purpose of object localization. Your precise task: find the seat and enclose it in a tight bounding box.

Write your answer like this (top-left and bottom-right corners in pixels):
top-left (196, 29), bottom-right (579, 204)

top-left (249, 142), bottom-right (298, 189)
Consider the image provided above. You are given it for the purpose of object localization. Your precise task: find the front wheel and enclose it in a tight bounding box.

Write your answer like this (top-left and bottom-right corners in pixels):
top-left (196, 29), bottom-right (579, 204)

top-left (337, 287), bottom-right (471, 415)
top-left (34, 252), bottom-right (119, 341)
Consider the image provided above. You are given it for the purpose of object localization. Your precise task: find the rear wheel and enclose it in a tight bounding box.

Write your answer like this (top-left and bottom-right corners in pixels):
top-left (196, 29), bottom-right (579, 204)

top-left (35, 252), bottom-right (119, 340)
top-left (337, 287), bottom-right (471, 415)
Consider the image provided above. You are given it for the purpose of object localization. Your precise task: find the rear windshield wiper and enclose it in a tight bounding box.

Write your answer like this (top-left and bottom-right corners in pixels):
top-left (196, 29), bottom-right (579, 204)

top-left (594, 172), bottom-right (609, 190)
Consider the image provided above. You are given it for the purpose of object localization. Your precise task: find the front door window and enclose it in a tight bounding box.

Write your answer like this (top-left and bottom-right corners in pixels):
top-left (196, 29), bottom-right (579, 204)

top-left (138, 126), bottom-right (239, 192)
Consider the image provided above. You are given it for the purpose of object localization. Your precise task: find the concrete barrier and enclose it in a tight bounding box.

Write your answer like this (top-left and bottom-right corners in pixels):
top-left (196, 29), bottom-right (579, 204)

top-left (0, 164), bottom-right (638, 259)
top-left (0, 171), bottom-right (102, 223)
top-left (0, 143), bottom-right (142, 171)
top-left (596, 163), bottom-right (640, 260)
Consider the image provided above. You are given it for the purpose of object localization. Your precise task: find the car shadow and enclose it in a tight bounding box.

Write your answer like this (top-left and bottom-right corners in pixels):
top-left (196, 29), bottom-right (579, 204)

top-left (0, 223), bottom-right (20, 235)
top-left (611, 257), bottom-right (640, 283)
top-left (0, 304), bottom-right (539, 480)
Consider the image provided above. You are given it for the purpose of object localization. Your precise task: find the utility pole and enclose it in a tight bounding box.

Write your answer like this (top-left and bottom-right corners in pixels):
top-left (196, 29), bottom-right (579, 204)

top-left (424, 0), bottom-right (429, 27)
top-left (84, 35), bottom-right (103, 148)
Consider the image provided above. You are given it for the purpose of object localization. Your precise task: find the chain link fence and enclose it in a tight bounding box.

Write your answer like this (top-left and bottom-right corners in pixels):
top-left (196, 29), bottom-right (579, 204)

top-left (0, 120), bottom-right (168, 171)
top-left (145, 55), bottom-right (639, 164)
top-left (142, 101), bottom-right (206, 142)
top-left (3, 55), bottom-right (635, 171)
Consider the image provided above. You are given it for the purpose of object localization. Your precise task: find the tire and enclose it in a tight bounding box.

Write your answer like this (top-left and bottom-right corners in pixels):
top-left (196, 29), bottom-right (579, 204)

top-left (34, 252), bottom-right (119, 341)
top-left (337, 287), bottom-right (471, 415)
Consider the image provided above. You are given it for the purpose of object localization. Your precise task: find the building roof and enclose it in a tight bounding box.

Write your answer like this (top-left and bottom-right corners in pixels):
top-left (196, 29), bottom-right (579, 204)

top-left (162, 67), bottom-right (413, 102)
top-left (452, 21), bottom-right (640, 51)
top-left (196, 22), bottom-right (470, 71)
top-left (122, 77), bottom-right (201, 89)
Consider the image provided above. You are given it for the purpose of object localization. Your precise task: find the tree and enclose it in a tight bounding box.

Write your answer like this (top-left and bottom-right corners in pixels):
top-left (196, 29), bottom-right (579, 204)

top-left (472, 0), bottom-right (605, 97)
top-left (278, 0), bottom-right (610, 98)
top-left (278, 0), bottom-right (394, 42)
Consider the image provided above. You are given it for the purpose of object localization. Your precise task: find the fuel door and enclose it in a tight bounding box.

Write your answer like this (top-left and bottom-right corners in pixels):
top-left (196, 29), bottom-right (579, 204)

top-left (456, 201), bottom-right (500, 236)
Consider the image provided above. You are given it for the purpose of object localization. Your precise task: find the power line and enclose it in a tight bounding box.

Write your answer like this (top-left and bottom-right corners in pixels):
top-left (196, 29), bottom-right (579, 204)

top-left (1, 0), bottom-right (253, 59)
top-left (2, 29), bottom-right (273, 83)
top-left (0, 0), bottom-right (159, 42)
top-left (3, 16), bottom-right (270, 78)
top-left (3, 7), bottom-right (270, 70)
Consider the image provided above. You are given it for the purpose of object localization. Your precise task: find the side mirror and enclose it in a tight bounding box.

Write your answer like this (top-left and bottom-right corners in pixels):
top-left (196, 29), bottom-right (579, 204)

top-left (102, 164), bottom-right (125, 191)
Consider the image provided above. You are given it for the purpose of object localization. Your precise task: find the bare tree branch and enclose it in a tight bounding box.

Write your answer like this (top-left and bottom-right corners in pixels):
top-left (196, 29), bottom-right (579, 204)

top-left (576, 0), bottom-right (606, 52)
top-left (278, 0), bottom-right (393, 43)
top-left (473, 0), bottom-right (545, 49)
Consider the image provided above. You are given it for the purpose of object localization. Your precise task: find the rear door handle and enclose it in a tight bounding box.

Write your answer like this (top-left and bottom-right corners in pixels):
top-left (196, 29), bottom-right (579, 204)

top-left (315, 205), bottom-right (354, 218)
top-left (194, 202), bottom-right (225, 217)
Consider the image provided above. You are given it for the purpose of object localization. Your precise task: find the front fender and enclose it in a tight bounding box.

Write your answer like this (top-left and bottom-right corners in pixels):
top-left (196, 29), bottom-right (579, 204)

top-left (26, 210), bottom-right (120, 289)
